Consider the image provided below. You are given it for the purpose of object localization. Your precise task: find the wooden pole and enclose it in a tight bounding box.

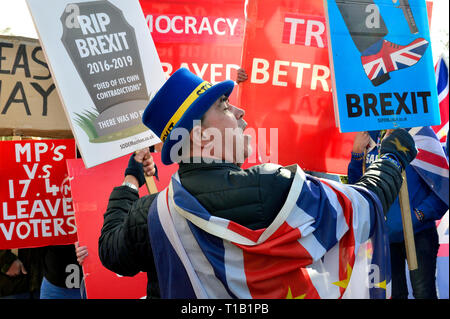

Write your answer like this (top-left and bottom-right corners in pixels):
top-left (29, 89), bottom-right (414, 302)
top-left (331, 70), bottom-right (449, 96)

top-left (378, 128), bottom-right (418, 271)
top-left (362, 148), bottom-right (367, 174)
top-left (397, 127), bottom-right (423, 271)
top-left (145, 175), bottom-right (158, 195)
top-left (379, 128), bottom-right (418, 270)
top-left (398, 170), bottom-right (418, 270)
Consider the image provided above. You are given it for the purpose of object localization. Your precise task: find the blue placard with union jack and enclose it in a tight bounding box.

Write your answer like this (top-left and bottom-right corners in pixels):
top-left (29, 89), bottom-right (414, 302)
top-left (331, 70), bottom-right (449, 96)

top-left (324, 0), bottom-right (441, 132)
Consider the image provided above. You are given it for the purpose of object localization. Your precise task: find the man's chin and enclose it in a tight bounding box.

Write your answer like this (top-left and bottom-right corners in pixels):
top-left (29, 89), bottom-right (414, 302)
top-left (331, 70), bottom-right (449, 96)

top-left (236, 135), bottom-right (252, 166)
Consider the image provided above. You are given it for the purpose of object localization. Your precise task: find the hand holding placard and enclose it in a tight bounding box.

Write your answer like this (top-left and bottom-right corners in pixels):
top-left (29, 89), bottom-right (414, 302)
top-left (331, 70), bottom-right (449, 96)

top-left (379, 128), bottom-right (417, 168)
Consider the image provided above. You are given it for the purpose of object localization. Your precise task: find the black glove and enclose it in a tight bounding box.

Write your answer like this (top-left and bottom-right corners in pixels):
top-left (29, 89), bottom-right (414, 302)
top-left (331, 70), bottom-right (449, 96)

top-left (379, 128), bottom-right (417, 169)
top-left (124, 153), bottom-right (145, 187)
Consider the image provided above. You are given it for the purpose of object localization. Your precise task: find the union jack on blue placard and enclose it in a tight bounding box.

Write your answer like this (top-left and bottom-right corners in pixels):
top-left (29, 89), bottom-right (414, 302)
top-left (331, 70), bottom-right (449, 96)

top-left (148, 165), bottom-right (391, 299)
top-left (361, 38), bottom-right (429, 83)
top-left (326, 0), bottom-right (440, 132)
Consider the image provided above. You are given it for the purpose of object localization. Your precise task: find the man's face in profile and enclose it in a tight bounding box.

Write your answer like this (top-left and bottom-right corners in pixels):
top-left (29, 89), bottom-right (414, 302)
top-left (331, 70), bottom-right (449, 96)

top-left (199, 95), bottom-right (252, 164)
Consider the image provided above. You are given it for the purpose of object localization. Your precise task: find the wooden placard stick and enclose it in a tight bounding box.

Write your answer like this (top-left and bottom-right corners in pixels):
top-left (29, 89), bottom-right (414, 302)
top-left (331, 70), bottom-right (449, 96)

top-left (396, 127), bottom-right (423, 271)
top-left (382, 129), bottom-right (418, 270)
top-left (145, 174), bottom-right (158, 195)
top-left (398, 170), bottom-right (418, 270)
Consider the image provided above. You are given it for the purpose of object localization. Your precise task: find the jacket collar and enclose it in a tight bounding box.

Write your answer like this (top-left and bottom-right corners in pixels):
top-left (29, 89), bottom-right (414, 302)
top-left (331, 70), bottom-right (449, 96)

top-left (178, 157), bottom-right (241, 175)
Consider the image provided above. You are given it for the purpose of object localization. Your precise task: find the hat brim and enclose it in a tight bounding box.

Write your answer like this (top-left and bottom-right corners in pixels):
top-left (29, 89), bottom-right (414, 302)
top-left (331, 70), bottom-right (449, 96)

top-left (161, 80), bottom-right (235, 165)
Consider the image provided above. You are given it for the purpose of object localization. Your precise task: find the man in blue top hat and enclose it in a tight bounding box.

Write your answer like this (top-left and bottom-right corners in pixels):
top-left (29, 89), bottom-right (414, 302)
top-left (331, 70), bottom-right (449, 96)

top-left (99, 68), bottom-right (418, 298)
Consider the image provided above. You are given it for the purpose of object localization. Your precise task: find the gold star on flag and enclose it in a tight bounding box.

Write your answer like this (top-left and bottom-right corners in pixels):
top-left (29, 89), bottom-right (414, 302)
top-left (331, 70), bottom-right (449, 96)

top-left (366, 246), bottom-right (373, 259)
top-left (332, 264), bottom-right (353, 289)
top-left (390, 138), bottom-right (409, 154)
top-left (285, 287), bottom-right (306, 299)
top-left (374, 280), bottom-right (386, 290)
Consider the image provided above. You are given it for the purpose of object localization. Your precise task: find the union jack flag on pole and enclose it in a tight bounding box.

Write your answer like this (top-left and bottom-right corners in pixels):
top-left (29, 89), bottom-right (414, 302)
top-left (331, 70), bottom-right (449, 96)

top-left (409, 126), bottom-right (449, 300)
top-left (148, 165), bottom-right (391, 299)
top-left (433, 57), bottom-right (449, 146)
top-left (409, 126), bottom-right (449, 207)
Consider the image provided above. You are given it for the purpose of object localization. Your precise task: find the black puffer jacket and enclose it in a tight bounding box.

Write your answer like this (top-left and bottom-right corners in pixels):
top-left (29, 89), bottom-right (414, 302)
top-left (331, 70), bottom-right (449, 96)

top-left (99, 159), bottom-right (402, 298)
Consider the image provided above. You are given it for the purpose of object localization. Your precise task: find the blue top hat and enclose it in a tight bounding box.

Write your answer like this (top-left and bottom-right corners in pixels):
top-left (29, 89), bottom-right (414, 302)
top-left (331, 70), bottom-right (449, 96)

top-left (142, 68), bottom-right (235, 165)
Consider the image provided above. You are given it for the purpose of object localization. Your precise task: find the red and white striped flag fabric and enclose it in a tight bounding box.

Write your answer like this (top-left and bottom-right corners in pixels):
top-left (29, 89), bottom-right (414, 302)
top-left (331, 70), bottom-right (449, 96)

top-left (409, 126), bottom-right (449, 207)
top-left (434, 57), bottom-right (449, 145)
top-left (148, 165), bottom-right (391, 299)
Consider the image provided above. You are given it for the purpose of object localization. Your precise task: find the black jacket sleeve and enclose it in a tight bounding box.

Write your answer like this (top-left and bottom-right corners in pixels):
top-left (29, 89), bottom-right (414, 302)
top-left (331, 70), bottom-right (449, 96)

top-left (98, 186), bottom-right (157, 276)
top-left (355, 157), bottom-right (403, 214)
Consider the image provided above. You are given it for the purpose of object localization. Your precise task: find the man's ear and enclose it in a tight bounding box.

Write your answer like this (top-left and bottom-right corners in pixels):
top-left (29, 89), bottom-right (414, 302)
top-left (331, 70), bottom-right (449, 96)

top-left (190, 125), bottom-right (208, 157)
top-left (191, 125), bottom-right (210, 143)
top-left (191, 125), bottom-right (202, 145)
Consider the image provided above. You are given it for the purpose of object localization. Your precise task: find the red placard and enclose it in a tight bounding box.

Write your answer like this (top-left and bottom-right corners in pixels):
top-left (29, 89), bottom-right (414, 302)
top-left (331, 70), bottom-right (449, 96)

top-left (239, 0), bottom-right (356, 174)
top-left (0, 139), bottom-right (77, 249)
top-left (139, 0), bottom-right (245, 104)
top-left (67, 152), bottom-right (177, 298)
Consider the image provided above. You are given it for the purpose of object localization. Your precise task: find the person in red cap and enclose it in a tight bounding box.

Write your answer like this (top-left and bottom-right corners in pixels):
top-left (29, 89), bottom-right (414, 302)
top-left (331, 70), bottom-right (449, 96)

top-left (99, 68), bottom-right (417, 299)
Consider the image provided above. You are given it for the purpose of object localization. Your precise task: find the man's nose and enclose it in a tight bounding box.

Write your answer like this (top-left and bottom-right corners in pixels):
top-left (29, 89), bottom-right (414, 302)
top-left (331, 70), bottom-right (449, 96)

top-left (231, 105), bottom-right (245, 120)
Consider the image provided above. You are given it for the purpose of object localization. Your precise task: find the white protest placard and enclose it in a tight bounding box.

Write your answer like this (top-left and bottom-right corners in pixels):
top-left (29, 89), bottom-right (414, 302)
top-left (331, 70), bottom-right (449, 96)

top-left (26, 0), bottom-right (165, 167)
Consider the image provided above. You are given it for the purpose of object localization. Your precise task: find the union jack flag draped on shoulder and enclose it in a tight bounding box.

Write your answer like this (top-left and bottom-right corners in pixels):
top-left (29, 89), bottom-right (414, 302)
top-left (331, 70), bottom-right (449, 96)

top-left (148, 165), bottom-right (391, 299)
top-left (409, 126), bottom-right (449, 207)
